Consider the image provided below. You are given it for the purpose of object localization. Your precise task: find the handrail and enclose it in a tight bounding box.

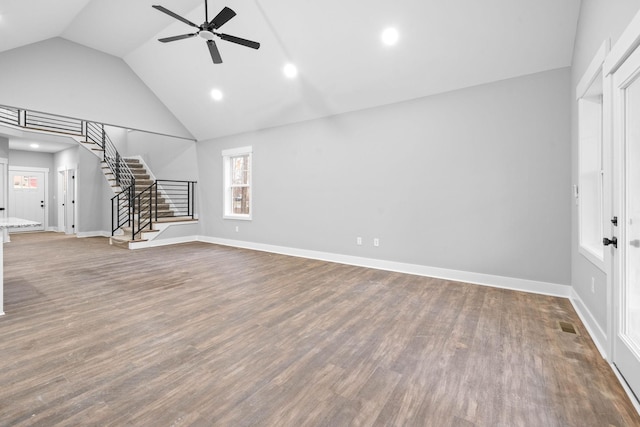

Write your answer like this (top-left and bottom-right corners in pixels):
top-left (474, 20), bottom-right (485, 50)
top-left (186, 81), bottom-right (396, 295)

top-left (86, 122), bottom-right (135, 190)
top-left (132, 183), bottom-right (155, 240)
top-left (111, 184), bottom-right (133, 236)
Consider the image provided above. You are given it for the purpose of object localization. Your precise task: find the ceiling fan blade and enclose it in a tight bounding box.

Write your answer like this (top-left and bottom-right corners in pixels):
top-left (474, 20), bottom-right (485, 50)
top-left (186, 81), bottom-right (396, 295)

top-left (152, 5), bottom-right (199, 28)
top-left (218, 33), bottom-right (260, 50)
top-left (210, 7), bottom-right (236, 29)
top-left (207, 40), bottom-right (223, 64)
top-left (158, 33), bottom-right (197, 43)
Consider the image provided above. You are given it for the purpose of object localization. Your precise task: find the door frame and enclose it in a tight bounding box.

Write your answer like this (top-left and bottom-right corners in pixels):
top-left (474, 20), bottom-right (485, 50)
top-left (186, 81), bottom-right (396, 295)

top-left (8, 165), bottom-right (49, 231)
top-left (603, 7), bottom-right (640, 410)
top-left (57, 165), bottom-right (77, 235)
top-left (0, 158), bottom-right (7, 243)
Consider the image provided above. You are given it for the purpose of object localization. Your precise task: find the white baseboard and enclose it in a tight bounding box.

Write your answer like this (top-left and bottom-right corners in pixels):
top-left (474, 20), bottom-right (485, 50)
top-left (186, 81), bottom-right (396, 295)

top-left (569, 289), bottom-right (609, 359)
top-left (197, 236), bottom-right (571, 298)
top-left (76, 231), bottom-right (111, 238)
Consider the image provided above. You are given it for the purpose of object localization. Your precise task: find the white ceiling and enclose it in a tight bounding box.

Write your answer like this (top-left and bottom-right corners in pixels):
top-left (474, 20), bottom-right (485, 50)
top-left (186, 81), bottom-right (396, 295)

top-left (0, 0), bottom-right (581, 142)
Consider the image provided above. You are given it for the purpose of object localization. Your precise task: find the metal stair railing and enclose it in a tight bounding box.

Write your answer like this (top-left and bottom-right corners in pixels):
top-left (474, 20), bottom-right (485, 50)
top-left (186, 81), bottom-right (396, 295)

top-left (155, 180), bottom-right (197, 220)
top-left (85, 122), bottom-right (137, 239)
top-left (130, 180), bottom-right (197, 241)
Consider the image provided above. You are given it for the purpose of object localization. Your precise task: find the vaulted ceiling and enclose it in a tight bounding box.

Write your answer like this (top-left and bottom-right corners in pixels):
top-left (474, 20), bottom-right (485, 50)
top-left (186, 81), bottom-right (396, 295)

top-left (0, 0), bottom-right (581, 141)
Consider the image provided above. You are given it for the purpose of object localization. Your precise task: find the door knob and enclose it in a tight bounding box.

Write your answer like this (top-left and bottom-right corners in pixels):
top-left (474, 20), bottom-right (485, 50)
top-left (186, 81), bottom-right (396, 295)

top-left (603, 237), bottom-right (618, 248)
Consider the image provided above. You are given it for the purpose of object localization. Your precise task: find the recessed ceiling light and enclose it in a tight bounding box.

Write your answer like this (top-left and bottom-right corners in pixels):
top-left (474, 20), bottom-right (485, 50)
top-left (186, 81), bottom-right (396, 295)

top-left (29, 143), bottom-right (39, 149)
top-left (210, 88), bottom-right (223, 101)
top-left (283, 63), bottom-right (298, 79)
top-left (381, 27), bottom-right (399, 46)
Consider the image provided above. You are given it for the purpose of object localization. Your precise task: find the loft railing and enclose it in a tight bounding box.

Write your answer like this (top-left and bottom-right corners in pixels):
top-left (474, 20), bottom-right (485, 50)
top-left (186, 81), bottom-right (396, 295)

top-left (0, 106), bottom-right (19, 127)
top-left (25, 111), bottom-right (83, 135)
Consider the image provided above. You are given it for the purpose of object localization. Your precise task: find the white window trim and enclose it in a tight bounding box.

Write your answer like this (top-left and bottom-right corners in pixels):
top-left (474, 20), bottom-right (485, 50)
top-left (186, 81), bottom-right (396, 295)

top-left (222, 146), bottom-right (253, 220)
top-left (577, 40), bottom-right (610, 272)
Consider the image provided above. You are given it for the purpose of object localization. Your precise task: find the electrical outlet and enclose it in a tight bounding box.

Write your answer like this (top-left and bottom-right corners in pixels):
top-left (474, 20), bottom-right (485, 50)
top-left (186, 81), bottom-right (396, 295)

top-left (235, 226), bottom-right (239, 232)
top-left (591, 277), bottom-right (595, 293)
top-left (356, 237), bottom-right (362, 246)
top-left (373, 238), bottom-right (380, 247)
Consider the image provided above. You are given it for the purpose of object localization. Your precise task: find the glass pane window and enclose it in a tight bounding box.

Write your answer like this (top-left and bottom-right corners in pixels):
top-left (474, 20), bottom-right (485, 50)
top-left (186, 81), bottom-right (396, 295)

top-left (232, 186), bottom-right (250, 215)
top-left (231, 155), bottom-right (250, 185)
top-left (13, 175), bottom-right (38, 189)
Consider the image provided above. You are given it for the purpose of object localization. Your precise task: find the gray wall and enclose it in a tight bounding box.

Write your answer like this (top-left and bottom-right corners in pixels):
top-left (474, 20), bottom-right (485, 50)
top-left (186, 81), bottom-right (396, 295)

top-left (125, 131), bottom-right (198, 182)
top-left (570, 1), bottom-right (640, 337)
top-left (197, 67), bottom-right (571, 285)
top-left (0, 136), bottom-right (9, 159)
top-left (0, 37), bottom-right (192, 139)
top-left (9, 149), bottom-right (55, 227)
top-left (76, 147), bottom-right (112, 234)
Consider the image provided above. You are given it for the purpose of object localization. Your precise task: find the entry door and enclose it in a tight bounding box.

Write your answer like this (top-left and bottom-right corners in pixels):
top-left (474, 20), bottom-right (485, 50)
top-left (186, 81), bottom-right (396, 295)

top-left (611, 42), bottom-right (640, 397)
top-left (9, 170), bottom-right (45, 231)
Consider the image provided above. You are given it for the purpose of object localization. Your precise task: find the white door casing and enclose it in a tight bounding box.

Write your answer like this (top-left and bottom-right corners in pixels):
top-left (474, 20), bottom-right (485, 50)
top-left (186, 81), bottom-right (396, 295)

top-left (605, 9), bottom-right (640, 401)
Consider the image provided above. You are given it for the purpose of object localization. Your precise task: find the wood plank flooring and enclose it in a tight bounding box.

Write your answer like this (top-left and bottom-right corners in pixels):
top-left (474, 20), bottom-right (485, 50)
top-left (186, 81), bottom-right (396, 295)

top-left (0, 232), bottom-right (638, 426)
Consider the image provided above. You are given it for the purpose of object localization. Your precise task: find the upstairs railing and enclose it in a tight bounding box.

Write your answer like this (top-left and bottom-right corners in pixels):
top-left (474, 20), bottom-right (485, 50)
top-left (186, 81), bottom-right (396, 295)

top-left (0, 106), bottom-right (84, 135)
top-left (0, 106), bottom-right (20, 127)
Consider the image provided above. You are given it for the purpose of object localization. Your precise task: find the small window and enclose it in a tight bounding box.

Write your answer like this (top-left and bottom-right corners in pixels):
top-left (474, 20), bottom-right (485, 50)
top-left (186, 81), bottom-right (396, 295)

top-left (222, 146), bottom-right (252, 220)
top-left (13, 175), bottom-right (39, 189)
top-left (576, 40), bottom-right (609, 271)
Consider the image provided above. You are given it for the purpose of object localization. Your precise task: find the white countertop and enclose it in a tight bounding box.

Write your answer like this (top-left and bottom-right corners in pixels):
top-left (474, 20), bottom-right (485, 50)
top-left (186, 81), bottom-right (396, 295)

top-left (0, 217), bottom-right (41, 229)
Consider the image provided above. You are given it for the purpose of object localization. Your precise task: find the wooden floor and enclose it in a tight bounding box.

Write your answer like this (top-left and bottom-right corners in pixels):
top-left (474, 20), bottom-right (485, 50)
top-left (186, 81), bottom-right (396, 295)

top-left (0, 233), bottom-right (638, 426)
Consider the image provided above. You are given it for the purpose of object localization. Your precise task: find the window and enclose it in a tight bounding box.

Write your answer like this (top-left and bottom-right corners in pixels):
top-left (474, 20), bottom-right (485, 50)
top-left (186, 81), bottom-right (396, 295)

top-left (576, 40), bottom-right (609, 271)
top-left (13, 175), bottom-right (39, 189)
top-left (578, 92), bottom-right (604, 266)
top-left (222, 146), bottom-right (252, 220)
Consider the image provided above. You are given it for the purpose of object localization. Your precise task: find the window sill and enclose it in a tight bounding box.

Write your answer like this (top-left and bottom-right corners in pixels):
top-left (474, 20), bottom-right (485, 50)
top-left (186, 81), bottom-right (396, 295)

top-left (579, 245), bottom-right (606, 272)
top-left (224, 215), bottom-right (252, 221)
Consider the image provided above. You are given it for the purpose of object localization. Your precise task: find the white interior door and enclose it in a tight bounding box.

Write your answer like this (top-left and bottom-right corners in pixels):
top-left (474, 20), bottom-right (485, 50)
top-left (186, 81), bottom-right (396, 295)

top-left (8, 169), bottom-right (45, 232)
top-left (57, 170), bottom-right (65, 231)
top-left (611, 42), bottom-right (640, 397)
top-left (65, 170), bottom-right (75, 234)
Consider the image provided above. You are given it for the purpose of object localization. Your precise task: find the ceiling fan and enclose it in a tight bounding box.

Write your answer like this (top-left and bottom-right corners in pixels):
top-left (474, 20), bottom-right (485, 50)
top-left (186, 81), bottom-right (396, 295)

top-left (152, 1), bottom-right (260, 64)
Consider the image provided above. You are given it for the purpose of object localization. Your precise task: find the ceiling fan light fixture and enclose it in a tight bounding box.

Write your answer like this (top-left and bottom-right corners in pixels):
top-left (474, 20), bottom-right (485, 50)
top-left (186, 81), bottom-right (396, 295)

top-left (381, 27), bottom-right (399, 46)
top-left (199, 30), bottom-right (215, 40)
top-left (283, 63), bottom-right (298, 79)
